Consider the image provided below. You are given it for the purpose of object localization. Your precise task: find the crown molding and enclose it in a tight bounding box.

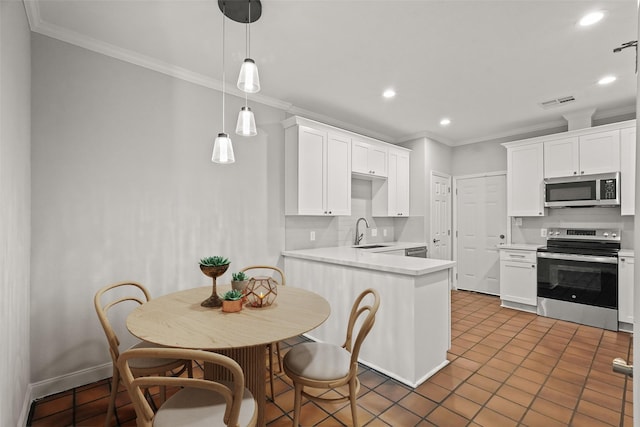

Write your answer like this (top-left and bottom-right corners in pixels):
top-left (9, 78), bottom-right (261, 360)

top-left (394, 130), bottom-right (453, 146)
top-left (24, 1), bottom-right (292, 111)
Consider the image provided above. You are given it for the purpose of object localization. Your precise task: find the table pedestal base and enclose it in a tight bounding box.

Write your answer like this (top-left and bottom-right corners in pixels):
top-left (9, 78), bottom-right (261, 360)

top-left (205, 344), bottom-right (267, 426)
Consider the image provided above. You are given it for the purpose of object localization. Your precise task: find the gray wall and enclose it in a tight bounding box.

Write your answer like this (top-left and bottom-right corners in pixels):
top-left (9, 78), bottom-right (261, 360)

top-left (31, 34), bottom-right (286, 392)
top-left (0, 2), bottom-right (32, 425)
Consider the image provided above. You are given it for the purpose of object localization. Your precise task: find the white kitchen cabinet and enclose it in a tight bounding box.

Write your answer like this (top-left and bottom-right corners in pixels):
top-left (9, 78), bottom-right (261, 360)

top-left (352, 139), bottom-right (388, 178)
top-left (372, 147), bottom-right (410, 216)
top-left (544, 130), bottom-right (620, 178)
top-left (506, 142), bottom-right (544, 216)
top-left (499, 248), bottom-right (537, 312)
top-left (618, 253), bottom-right (634, 325)
top-left (543, 137), bottom-right (579, 178)
top-left (284, 121), bottom-right (351, 216)
top-left (621, 126), bottom-right (636, 216)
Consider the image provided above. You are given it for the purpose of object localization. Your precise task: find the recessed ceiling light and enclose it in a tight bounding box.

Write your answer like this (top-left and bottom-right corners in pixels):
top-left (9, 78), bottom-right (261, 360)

top-left (440, 118), bottom-right (451, 126)
top-left (579, 11), bottom-right (604, 26)
top-left (382, 89), bottom-right (396, 99)
top-left (598, 75), bottom-right (617, 85)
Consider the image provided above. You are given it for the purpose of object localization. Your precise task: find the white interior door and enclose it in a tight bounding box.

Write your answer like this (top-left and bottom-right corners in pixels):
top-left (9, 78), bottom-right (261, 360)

top-left (455, 174), bottom-right (507, 295)
top-left (431, 172), bottom-right (451, 260)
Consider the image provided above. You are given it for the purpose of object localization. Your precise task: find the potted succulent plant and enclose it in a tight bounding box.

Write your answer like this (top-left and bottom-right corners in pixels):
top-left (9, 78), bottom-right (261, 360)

top-left (231, 271), bottom-right (249, 293)
top-left (220, 289), bottom-right (244, 313)
top-left (199, 256), bottom-right (230, 308)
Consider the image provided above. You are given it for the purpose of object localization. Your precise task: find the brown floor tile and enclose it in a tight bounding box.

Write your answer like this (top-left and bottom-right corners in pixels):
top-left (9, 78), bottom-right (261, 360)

top-left (27, 290), bottom-right (633, 427)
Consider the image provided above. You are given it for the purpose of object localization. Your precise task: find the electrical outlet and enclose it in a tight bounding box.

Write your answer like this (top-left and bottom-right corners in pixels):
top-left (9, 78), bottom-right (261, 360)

top-left (541, 228), bottom-right (547, 237)
top-left (515, 217), bottom-right (522, 226)
top-left (371, 228), bottom-right (377, 237)
top-left (383, 228), bottom-right (387, 237)
top-left (310, 231), bottom-right (316, 241)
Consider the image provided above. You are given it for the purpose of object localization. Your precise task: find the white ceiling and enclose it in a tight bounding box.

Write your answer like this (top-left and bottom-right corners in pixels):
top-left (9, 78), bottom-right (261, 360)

top-left (25, 0), bottom-right (638, 146)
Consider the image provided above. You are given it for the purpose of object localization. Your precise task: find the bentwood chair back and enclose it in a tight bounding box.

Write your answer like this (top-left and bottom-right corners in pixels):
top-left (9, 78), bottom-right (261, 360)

top-left (94, 281), bottom-right (191, 427)
top-left (118, 347), bottom-right (257, 427)
top-left (283, 288), bottom-right (381, 427)
top-left (239, 265), bottom-right (286, 399)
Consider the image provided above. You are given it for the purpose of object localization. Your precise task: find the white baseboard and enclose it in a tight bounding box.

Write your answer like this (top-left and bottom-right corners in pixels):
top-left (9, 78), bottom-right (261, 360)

top-left (24, 362), bottom-right (113, 425)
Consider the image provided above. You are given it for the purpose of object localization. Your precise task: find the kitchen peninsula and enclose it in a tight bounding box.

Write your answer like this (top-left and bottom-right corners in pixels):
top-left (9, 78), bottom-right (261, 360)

top-left (282, 246), bottom-right (455, 387)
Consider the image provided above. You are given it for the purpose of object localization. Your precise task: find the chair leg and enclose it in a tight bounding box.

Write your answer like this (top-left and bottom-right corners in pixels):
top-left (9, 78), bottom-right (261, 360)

top-left (292, 382), bottom-right (303, 427)
top-left (349, 377), bottom-right (359, 427)
top-left (187, 360), bottom-right (193, 378)
top-left (275, 342), bottom-right (282, 373)
top-left (268, 344), bottom-right (275, 399)
top-left (105, 365), bottom-right (119, 427)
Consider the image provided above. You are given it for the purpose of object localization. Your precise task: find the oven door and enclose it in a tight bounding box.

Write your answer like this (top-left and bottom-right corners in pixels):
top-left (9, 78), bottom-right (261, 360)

top-left (537, 252), bottom-right (618, 309)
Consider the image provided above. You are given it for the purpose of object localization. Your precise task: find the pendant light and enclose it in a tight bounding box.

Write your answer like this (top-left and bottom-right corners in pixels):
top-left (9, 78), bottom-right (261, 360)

top-left (212, 5), bottom-right (235, 164)
top-left (235, 0), bottom-right (258, 136)
top-left (237, 0), bottom-right (260, 93)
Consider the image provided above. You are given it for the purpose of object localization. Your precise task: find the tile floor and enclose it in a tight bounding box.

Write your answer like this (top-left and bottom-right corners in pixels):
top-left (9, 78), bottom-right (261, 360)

top-left (28, 290), bottom-right (633, 426)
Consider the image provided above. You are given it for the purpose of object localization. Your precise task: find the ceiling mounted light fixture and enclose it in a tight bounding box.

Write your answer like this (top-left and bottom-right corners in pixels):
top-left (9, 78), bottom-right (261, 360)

top-left (235, 0), bottom-right (259, 136)
top-left (224, 0), bottom-right (261, 94)
top-left (598, 75), bottom-right (617, 85)
top-left (383, 89), bottom-right (396, 98)
top-left (579, 11), bottom-right (604, 26)
top-left (440, 118), bottom-right (451, 126)
top-left (212, 5), bottom-right (235, 164)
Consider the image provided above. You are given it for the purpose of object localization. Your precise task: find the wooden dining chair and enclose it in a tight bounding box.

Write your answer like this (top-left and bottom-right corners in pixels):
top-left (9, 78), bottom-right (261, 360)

top-left (283, 288), bottom-right (380, 427)
top-left (240, 265), bottom-right (285, 399)
top-left (94, 281), bottom-right (192, 427)
top-left (118, 347), bottom-right (257, 427)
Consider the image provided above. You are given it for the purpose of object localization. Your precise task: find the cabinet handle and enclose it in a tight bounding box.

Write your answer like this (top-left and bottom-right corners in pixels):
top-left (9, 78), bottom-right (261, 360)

top-left (532, 265), bottom-right (535, 268)
top-left (581, 171), bottom-right (584, 174)
top-left (573, 171), bottom-right (577, 175)
top-left (621, 258), bottom-right (626, 262)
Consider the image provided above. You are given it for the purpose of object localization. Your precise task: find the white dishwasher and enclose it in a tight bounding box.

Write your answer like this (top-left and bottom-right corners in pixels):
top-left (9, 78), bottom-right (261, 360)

top-left (380, 246), bottom-right (428, 258)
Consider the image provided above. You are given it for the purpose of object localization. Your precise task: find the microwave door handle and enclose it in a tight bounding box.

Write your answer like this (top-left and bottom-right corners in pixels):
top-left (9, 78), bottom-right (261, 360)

top-left (537, 252), bottom-right (618, 264)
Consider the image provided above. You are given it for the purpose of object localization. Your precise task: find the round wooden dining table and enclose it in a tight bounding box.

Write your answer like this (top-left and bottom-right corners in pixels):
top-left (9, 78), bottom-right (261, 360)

top-left (127, 285), bottom-right (330, 426)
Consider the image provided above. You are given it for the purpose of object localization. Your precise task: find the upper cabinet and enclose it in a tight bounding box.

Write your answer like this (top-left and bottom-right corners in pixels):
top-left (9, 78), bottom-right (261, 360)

top-left (372, 147), bottom-right (410, 216)
top-left (284, 119), bottom-right (351, 216)
top-left (352, 139), bottom-right (388, 178)
top-left (505, 142), bottom-right (545, 216)
top-left (621, 126), bottom-right (637, 216)
top-left (283, 116), bottom-right (410, 217)
top-left (544, 130), bottom-right (621, 178)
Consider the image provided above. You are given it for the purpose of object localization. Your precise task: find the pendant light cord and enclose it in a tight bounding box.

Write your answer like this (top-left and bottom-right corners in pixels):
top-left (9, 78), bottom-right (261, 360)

top-left (244, 1), bottom-right (251, 109)
top-left (222, 3), bottom-right (226, 133)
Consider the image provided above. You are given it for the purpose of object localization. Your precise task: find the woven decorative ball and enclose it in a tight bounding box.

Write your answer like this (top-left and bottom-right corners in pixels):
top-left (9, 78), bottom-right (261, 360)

top-left (245, 276), bottom-right (278, 307)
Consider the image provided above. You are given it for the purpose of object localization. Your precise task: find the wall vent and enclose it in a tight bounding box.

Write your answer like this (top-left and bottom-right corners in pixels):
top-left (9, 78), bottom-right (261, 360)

top-left (539, 95), bottom-right (576, 109)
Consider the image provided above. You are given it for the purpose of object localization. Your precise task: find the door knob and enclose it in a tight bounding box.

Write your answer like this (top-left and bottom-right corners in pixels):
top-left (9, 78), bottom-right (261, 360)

top-left (433, 239), bottom-right (440, 243)
top-left (613, 358), bottom-right (633, 377)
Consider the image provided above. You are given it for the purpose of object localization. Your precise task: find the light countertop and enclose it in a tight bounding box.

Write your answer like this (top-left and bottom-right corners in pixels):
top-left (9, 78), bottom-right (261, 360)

top-left (619, 250), bottom-right (634, 257)
top-left (282, 245), bottom-right (455, 276)
top-left (497, 243), bottom-right (543, 251)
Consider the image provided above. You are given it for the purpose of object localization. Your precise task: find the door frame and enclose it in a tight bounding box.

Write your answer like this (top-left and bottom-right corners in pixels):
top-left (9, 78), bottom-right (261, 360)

top-left (430, 171), bottom-right (452, 260)
top-left (452, 171), bottom-right (509, 289)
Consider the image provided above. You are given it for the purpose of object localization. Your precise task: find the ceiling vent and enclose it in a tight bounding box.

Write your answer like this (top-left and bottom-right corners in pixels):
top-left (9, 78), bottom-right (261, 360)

top-left (539, 95), bottom-right (576, 109)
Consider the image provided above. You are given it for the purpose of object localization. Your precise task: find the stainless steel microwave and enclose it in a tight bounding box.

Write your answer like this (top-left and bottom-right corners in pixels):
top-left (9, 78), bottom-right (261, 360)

top-left (544, 172), bottom-right (620, 208)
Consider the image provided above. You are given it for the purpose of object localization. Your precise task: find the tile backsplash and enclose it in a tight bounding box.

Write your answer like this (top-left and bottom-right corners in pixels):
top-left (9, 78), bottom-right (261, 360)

top-left (285, 178), bottom-right (398, 250)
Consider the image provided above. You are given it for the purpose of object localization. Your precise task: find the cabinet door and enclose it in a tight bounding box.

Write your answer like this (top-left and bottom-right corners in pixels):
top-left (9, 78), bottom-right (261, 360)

top-left (579, 130), bottom-right (620, 175)
top-left (618, 256), bottom-right (634, 324)
top-left (500, 261), bottom-right (537, 305)
top-left (507, 143), bottom-right (544, 216)
top-left (297, 126), bottom-right (326, 215)
top-left (351, 140), bottom-right (369, 175)
top-left (326, 133), bottom-right (351, 215)
top-left (369, 145), bottom-right (388, 177)
top-left (621, 127), bottom-right (636, 216)
top-left (544, 137), bottom-right (579, 178)
top-left (395, 151), bottom-right (410, 215)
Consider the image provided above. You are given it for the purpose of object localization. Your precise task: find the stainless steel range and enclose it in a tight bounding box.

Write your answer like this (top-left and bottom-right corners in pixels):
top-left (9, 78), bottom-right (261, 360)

top-left (537, 228), bottom-right (620, 331)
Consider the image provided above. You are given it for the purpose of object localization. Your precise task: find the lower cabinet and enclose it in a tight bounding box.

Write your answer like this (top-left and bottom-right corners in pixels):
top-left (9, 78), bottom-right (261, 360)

top-left (618, 253), bottom-right (634, 326)
top-left (499, 248), bottom-right (537, 312)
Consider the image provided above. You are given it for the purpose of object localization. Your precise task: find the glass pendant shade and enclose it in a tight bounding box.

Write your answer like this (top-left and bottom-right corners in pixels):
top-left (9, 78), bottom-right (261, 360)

top-left (212, 133), bottom-right (235, 164)
top-left (235, 106), bottom-right (257, 136)
top-left (237, 58), bottom-right (260, 93)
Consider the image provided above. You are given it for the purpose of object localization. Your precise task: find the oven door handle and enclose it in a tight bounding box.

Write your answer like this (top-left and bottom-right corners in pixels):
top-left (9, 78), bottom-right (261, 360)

top-left (536, 252), bottom-right (618, 264)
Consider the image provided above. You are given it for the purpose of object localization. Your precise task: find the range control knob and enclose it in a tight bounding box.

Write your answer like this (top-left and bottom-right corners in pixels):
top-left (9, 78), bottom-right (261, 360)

top-left (603, 232), bottom-right (609, 237)
top-left (554, 231), bottom-right (560, 236)
top-left (612, 233), bottom-right (617, 238)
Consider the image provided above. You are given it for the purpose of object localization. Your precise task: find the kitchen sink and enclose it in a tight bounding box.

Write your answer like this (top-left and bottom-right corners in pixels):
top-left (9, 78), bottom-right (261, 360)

top-left (354, 244), bottom-right (389, 249)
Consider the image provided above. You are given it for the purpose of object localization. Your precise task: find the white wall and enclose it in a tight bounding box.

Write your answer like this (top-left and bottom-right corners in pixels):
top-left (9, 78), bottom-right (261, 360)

top-left (0, 1), bottom-right (32, 425)
top-left (30, 34), bottom-right (286, 395)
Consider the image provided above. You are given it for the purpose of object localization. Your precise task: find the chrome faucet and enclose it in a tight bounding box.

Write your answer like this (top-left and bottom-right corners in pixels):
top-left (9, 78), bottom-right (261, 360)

top-left (354, 217), bottom-right (370, 245)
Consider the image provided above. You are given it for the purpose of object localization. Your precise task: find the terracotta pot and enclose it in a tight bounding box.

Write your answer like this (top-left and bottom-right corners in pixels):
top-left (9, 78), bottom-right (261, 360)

top-left (231, 280), bottom-right (249, 293)
top-left (222, 299), bottom-right (243, 313)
